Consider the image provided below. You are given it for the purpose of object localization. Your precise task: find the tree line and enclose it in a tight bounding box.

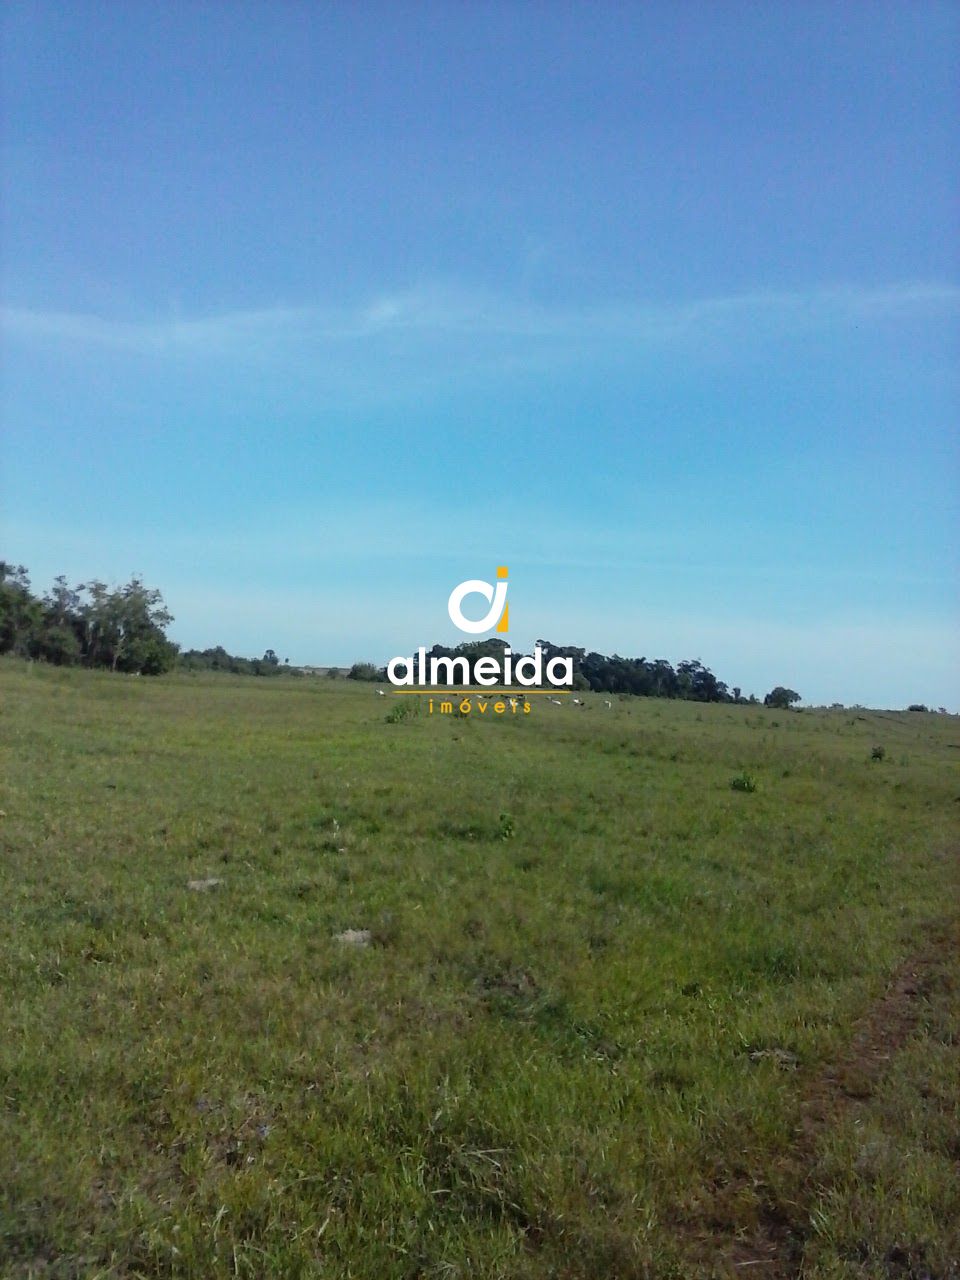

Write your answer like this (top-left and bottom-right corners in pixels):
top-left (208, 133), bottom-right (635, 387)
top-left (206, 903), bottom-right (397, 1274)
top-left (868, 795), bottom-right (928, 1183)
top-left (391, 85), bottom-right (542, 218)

top-left (1, 563), bottom-right (802, 705)
top-left (0, 562), bottom-right (178, 674)
top-left (349, 638), bottom-right (798, 706)
top-left (0, 563), bottom-right (299, 678)
top-left (179, 646), bottom-right (295, 677)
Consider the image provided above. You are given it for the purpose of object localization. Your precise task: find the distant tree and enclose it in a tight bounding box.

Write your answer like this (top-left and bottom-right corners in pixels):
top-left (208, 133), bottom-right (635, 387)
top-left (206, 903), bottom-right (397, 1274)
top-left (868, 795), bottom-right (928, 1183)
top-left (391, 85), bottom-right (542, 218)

top-left (78, 577), bottom-right (176, 674)
top-left (180, 645), bottom-right (253, 674)
top-left (263, 648), bottom-right (279, 666)
top-left (347, 661), bottom-right (382, 682)
top-left (678, 658), bottom-right (728, 703)
top-left (764, 686), bottom-right (801, 710)
top-left (0, 562), bottom-right (42, 656)
top-left (651, 658), bottom-right (677, 698)
top-left (43, 575), bottom-right (81, 625)
top-left (113, 578), bottom-right (176, 673)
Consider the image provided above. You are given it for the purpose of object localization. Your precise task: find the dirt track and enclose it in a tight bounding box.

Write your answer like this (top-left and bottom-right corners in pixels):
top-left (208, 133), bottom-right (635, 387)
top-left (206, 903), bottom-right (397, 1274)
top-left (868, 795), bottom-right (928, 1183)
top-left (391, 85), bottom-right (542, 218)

top-left (697, 917), bottom-right (960, 1278)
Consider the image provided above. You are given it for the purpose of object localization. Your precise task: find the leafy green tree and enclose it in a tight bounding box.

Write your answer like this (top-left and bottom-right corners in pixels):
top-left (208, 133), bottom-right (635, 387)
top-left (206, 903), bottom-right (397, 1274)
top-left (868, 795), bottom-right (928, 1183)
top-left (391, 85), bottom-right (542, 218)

top-left (43, 575), bottom-right (82, 629)
top-left (0, 562), bottom-right (42, 656)
top-left (79, 577), bottom-right (177, 673)
top-left (677, 659), bottom-right (728, 702)
top-left (35, 576), bottom-right (84, 664)
top-left (763, 686), bottom-right (801, 709)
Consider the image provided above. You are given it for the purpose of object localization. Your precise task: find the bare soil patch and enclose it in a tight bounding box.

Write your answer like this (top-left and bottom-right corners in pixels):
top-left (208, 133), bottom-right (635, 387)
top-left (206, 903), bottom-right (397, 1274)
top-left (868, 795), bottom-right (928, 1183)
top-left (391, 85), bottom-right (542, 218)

top-left (691, 917), bottom-right (960, 1277)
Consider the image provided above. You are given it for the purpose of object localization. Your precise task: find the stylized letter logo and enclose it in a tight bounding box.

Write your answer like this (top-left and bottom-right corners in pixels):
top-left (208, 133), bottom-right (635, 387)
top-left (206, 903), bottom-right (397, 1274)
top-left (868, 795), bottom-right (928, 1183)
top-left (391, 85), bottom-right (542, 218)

top-left (447, 566), bottom-right (509, 635)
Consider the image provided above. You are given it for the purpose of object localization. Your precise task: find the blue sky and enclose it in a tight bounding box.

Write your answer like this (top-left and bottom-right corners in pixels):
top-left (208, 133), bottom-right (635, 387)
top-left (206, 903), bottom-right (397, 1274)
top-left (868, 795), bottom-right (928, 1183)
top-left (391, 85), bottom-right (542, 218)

top-left (1, 1), bottom-right (957, 706)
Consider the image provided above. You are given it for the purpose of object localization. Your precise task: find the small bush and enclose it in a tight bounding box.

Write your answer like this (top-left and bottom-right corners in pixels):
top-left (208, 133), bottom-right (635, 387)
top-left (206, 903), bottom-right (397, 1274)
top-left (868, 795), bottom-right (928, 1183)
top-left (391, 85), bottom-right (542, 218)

top-left (348, 661), bottom-right (383, 682)
top-left (730, 770), bottom-right (758, 793)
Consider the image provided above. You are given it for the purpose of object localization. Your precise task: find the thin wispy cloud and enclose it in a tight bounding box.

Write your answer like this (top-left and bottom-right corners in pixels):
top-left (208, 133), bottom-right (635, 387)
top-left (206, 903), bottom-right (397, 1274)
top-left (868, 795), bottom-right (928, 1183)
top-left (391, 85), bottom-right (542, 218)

top-left (3, 280), bottom-right (957, 356)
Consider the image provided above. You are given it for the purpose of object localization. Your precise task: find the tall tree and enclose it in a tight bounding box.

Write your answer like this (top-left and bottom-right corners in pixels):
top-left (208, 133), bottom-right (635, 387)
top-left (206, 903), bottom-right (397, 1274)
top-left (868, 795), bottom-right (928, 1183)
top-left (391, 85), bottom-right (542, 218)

top-left (0, 563), bottom-right (42, 656)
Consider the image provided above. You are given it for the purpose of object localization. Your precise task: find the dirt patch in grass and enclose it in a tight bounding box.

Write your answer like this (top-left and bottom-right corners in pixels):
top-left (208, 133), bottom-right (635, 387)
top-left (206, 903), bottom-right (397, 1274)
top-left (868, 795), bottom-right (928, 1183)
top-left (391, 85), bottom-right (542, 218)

top-left (690, 915), bottom-right (960, 1277)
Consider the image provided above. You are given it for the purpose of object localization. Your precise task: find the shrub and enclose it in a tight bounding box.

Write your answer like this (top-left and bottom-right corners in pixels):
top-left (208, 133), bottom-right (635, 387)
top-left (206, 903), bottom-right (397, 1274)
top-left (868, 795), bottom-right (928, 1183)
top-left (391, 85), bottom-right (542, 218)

top-left (348, 662), bottom-right (382, 682)
top-left (33, 624), bottom-right (81, 666)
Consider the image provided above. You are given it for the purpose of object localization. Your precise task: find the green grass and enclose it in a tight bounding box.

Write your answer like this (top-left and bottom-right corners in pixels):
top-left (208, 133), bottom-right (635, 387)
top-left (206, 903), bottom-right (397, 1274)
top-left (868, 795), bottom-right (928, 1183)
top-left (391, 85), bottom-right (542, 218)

top-left (0, 660), bottom-right (957, 1277)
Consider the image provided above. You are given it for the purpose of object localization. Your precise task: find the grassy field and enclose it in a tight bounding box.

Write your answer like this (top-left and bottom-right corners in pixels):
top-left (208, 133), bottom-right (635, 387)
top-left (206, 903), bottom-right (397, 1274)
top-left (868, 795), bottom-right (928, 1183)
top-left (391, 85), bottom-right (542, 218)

top-left (0, 660), bottom-right (957, 1279)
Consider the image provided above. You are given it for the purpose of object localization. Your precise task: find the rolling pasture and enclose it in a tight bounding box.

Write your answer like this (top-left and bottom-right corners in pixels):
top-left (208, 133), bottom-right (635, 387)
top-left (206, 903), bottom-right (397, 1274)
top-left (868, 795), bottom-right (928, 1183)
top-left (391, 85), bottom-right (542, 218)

top-left (0, 662), bottom-right (957, 1278)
